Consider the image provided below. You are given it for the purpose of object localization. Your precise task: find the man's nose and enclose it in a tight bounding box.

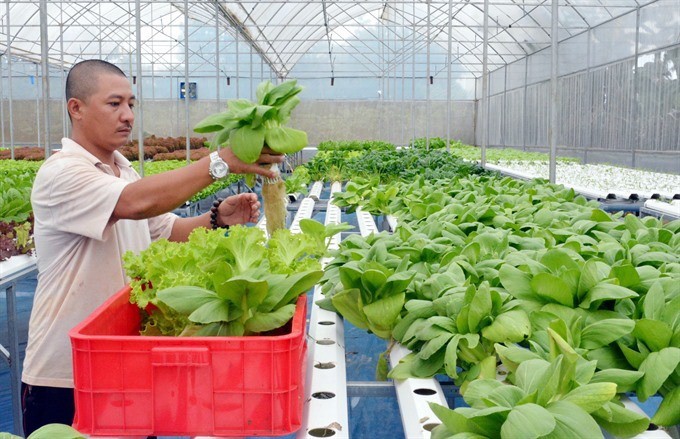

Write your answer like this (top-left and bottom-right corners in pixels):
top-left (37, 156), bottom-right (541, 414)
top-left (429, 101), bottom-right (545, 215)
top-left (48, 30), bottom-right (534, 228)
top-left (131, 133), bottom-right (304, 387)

top-left (122, 104), bottom-right (135, 124)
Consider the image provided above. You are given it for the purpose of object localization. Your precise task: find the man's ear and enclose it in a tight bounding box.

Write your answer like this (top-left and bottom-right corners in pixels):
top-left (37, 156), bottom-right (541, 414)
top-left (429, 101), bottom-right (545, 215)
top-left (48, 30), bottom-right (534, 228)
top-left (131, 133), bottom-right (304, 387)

top-left (67, 97), bottom-right (83, 121)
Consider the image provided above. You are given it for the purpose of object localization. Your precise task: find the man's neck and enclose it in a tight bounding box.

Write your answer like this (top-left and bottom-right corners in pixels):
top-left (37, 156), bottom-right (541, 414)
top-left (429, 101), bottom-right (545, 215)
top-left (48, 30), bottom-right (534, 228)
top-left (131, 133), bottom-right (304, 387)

top-left (70, 134), bottom-right (120, 176)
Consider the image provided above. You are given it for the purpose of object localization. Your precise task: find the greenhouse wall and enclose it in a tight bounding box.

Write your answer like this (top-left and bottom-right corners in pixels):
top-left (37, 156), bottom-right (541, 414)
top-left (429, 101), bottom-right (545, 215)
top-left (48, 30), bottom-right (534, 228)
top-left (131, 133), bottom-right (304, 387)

top-left (0, 99), bottom-right (476, 149)
top-left (476, 1), bottom-right (680, 173)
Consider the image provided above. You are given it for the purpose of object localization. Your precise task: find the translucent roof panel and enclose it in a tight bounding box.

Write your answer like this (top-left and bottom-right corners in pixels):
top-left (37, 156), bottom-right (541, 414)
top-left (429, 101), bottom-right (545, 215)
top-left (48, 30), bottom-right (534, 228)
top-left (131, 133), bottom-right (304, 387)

top-left (0, 0), bottom-right (655, 82)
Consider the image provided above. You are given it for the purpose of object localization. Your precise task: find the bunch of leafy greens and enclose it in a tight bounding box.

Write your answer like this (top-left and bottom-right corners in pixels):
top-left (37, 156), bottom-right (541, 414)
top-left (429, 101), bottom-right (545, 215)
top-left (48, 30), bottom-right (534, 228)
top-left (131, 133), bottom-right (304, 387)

top-left (123, 223), bottom-right (341, 336)
top-left (284, 165), bottom-right (311, 195)
top-left (429, 329), bottom-right (650, 439)
top-left (193, 80), bottom-right (307, 164)
top-left (194, 79), bottom-right (308, 235)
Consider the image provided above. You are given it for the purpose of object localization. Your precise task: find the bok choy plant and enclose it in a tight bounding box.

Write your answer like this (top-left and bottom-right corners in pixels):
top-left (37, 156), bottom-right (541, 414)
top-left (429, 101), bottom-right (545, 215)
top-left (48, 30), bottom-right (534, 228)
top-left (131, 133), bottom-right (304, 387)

top-left (123, 223), bottom-right (334, 336)
top-left (194, 80), bottom-right (308, 235)
top-left (429, 329), bottom-right (651, 439)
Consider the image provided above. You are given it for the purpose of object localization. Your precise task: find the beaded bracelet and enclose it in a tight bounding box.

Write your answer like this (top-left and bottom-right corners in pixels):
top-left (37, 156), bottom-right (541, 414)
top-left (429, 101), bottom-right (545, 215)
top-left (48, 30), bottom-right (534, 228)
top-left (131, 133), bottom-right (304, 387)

top-left (209, 198), bottom-right (230, 230)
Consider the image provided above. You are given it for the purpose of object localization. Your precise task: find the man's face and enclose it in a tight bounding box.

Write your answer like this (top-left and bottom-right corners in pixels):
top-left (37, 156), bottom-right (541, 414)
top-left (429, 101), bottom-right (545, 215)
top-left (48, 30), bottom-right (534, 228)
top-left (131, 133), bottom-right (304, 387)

top-left (77, 73), bottom-right (136, 152)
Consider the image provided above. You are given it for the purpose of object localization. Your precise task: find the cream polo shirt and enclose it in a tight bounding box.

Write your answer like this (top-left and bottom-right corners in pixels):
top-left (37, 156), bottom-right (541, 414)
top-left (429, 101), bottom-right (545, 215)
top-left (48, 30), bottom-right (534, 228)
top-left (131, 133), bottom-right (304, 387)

top-left (22, 138), bottom-right (177, 388)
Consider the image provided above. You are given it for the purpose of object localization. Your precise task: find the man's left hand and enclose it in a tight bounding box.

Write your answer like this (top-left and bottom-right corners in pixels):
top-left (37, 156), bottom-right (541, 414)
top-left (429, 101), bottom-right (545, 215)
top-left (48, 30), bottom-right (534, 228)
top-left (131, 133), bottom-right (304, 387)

top-left (218, 193), bottom-right (260, 226)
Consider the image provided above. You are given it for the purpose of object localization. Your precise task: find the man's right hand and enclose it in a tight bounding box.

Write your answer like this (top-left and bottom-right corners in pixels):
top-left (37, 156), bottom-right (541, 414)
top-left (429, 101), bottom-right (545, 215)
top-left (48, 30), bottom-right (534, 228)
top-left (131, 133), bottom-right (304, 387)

top-left (220, 146), bottom-right (284, 179)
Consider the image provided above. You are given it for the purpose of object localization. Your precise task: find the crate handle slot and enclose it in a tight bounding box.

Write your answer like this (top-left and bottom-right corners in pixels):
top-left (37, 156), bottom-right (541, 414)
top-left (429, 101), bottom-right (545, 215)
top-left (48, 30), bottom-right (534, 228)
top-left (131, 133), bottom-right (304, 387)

top-left (151, 346), bottom-right (210, 366)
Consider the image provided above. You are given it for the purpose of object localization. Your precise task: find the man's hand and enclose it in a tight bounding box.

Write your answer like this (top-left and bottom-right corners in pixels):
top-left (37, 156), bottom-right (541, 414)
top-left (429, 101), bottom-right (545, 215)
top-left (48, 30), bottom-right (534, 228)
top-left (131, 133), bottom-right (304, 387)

top-left (218, 193), bottom-right (261, 226)
top-left (220, 146), bottom-right (284, 179)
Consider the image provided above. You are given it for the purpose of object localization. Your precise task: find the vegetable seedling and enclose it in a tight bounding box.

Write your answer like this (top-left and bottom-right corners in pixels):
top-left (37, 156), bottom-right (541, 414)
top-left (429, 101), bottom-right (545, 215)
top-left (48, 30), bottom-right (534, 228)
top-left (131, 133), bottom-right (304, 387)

top-left (194, 80), bottom-right (308, 235)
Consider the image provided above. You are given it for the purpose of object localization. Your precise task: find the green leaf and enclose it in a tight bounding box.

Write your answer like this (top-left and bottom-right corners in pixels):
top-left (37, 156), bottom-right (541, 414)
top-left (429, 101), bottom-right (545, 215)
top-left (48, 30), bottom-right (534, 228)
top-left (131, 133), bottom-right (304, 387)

top-left (637, 347), bottom-right (680, 401)
top-left (467, 406), bottom-right (512, 437)
top-left (444, 334), bottom-right (461, 378)
top-left (197, 321), bottom-right (244, 336)
top-left (265, 126), bottom-right (308, 153)
top-left (495, 343), bottom-right (542, 373)
top-left (219, 277), bottom-right (269, 310)
top-left (331, 288), bottom-right (369, 331)
top-left (562, 382), bottom-right (616, 413)
top-left (157, 286), bottom-right (219, 314)
top-left (515, 359), bottom-right (550, 394)
top-left (376, 351), bottom-right (389, 381)
top-left (256, 80), bottom-right (274, 103)
top-left (260, 270), bottom-right (323, 312)
top-left (543, 400), bottom-right (604, 439)
top-left (362, 293), bottom-right (405, 339)
top-left (651, 385), bottom-right (680, 426)
top-left (580, 282), bottom-right (638, 309)
top-left (610, 263), bottom-right (640, 288)
top-left (187, 299), bottom-right (232, 324)
top-left (193, 111), bottom-right (237, 133)
top-left (277, 96), bottom-right (302, 124)
top-left (591, 369), bottom-right (644, 393)
top-left (593, 400), bottom-right (650, 437)
top-left (468, 283), bottom-right (492, 333)
top-left (531, 272), bottom-right (574, 307)
top-left (229, 125), bottom-right (265, 163)
top-left (338, 264), bottom-right (363, 289)
top-left (26, 423), bottom-right (85, 439)
top-left (643, 281), bottom-right (665, 321)
top-left (580, 319), bottom-right (635, 349)
top-left (429, 403), bottom-right (470, 435)
top-left (617, 341), bottom-right (647, 370)
top-left (262, 79), bottom-right (301, 106)
top-left (462, 379), bottom-right (505, 409)
top-left (244, 303), bottom-right (296, 333)
top-left (361, 269), bottom-right (388, 298)
top-left (419, 333), bottom-right (454, 361)
top-left (633, 319), bottom-right (673, 352)
top-left (578, 260), bottom-right (611, 298)
top-left (498, 264), bottom-right (535, 301)
top-left (500, 404), bottom-right (556, 438)
top-left (540, 249), bottom-right (580, 273)
top-left (481, 310), bottom-right (531, 343)
top-left (535, 356), bottom-right (564, 406)
top-left (483, 385), bottom-right (527, 408)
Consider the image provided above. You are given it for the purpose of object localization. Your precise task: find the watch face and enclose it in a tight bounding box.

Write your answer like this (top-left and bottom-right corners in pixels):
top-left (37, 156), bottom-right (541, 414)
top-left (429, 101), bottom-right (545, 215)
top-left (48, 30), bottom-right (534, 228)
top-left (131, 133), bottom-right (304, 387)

top-left (211, 161), bottom-right (229, 178)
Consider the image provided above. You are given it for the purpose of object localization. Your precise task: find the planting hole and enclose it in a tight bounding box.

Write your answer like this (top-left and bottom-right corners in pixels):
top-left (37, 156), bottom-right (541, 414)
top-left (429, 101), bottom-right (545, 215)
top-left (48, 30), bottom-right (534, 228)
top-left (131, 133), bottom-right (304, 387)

top-left (647, 424), bottom-right (659, 431)
top-left (414, 388), bottom-right (437, 396)
top-left (315, 362), bottom-right (336, 369)
top-left (423, 423), bottom-right (440, 432)
top-left (309, 428), bottom-right (336, 437)
top-left (317, 339), bottom-right (336, 345)
top-left (312, 391), bottom-right (336, 399)
top-left (318, 321), bottom-right (335, 326)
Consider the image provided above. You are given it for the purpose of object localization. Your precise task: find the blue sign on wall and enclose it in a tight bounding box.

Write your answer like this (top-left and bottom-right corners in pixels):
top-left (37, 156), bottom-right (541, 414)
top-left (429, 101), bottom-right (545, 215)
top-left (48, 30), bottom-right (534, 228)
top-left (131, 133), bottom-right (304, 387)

top-left (179, 81), bottom-right (197, 99)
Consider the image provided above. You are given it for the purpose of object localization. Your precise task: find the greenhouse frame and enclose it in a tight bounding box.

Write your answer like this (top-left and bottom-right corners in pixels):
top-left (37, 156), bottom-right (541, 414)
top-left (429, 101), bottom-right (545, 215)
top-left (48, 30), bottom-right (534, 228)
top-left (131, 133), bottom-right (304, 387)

top-left (1, 1), bottom-right (680, 439)
top-left (0, 1), bottom-right (678, 172)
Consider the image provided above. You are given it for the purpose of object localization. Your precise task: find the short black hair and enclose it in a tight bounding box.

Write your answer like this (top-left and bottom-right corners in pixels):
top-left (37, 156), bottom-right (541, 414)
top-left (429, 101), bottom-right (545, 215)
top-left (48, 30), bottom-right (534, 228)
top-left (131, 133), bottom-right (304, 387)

top-left (65, 59), bottom-right (127, 102)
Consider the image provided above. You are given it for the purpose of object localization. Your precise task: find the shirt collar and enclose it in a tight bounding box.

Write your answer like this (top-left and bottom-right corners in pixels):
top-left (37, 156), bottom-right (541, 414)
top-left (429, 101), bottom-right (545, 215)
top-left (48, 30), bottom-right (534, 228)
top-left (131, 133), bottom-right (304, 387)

top-left (60, 137), bottom-right (132, 169)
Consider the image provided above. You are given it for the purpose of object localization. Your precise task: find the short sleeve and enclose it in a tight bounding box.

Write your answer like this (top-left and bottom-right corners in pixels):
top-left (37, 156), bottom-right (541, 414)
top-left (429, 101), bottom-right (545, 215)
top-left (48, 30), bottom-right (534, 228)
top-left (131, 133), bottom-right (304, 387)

top-left (148, 212), bottom-right (178, 241)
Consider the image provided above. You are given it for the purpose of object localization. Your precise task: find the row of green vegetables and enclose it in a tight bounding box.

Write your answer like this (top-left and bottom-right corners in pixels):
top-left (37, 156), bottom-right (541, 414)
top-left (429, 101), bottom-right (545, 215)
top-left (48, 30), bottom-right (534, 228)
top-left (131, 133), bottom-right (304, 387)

top-left (318, 175), bottom-right (679, 438)
top-left (0, 161), bottom-right (39, 260)
top-left (0, 139), bottom-right (578, 225)
top-left (0, 160), bottom-right (246, 261)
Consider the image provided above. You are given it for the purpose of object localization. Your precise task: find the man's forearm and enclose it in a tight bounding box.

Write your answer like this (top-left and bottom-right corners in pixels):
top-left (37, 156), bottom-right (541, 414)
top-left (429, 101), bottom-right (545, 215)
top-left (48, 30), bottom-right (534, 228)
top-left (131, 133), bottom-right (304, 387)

top-left (113, 156), bottom-right (213, 220)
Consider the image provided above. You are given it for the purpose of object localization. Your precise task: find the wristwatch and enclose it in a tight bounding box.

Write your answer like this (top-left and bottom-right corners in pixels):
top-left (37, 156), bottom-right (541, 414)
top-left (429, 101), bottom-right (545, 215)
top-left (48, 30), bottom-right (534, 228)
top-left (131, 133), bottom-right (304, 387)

top-left (208, 151), bottom-right (230, 180)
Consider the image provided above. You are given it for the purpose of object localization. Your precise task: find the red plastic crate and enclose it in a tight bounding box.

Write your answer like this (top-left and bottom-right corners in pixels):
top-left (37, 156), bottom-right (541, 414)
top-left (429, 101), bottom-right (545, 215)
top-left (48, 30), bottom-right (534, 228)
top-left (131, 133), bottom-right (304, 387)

top-left (69, 285), bottom-right (307, 437)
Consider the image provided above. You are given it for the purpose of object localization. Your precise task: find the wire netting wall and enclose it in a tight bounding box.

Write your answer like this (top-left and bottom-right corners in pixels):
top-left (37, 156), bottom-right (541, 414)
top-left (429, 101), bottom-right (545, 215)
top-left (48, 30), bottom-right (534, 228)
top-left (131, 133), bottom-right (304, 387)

top-left (477, 1), bottom-right (680, 172)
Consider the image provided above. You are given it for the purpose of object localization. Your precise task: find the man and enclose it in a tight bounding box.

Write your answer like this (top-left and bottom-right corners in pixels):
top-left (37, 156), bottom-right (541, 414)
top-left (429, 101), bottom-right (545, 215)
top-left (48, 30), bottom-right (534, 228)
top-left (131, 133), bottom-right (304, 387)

top-left (21, 59), bottom-right (283, 435)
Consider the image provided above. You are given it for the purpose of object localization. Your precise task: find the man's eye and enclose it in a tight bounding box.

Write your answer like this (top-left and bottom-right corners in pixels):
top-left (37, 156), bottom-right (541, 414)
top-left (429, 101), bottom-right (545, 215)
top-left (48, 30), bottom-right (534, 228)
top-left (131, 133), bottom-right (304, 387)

top-left (129, 104), bottom-right (135, 110)
top-left (109, 102), bottom-right (119, 107)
